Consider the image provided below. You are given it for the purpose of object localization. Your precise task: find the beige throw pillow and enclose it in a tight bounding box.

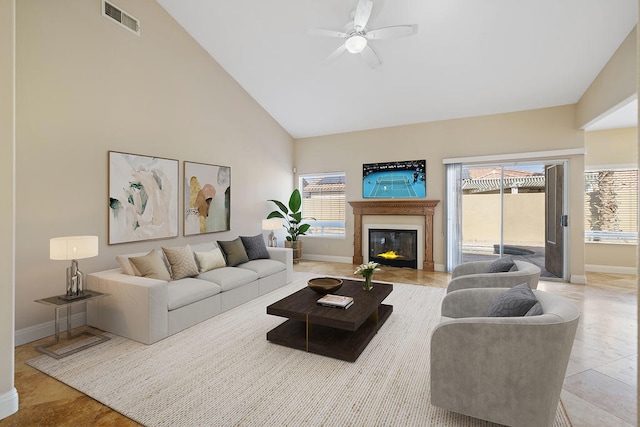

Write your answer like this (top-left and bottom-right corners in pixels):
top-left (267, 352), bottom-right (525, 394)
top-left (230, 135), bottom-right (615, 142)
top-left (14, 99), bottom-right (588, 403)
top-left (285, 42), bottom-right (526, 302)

top-left (194, 247), bottom-right (226, 273)
top-left (162, 245), bottom-right (199, 280)
top-left (129, 250), bottom-right (171, 281)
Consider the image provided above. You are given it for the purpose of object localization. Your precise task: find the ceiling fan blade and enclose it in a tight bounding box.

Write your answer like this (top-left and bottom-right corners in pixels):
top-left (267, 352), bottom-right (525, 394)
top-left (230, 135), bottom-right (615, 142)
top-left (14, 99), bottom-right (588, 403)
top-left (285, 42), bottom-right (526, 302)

top-left (366, 24), bottom-right (418, 40)
top-left (308, 29), bottom-right (349, 38)
top-left (353, 0), bottom-right (373, 31)
top-left (324, 43), bottom-right (347, 66)
top-left (361, 44), bottom-right (381, 68)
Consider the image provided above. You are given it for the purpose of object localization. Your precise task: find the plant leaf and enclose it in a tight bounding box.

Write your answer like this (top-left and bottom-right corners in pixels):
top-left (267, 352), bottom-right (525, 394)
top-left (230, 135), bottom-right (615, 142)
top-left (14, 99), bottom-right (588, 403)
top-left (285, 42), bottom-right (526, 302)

top-left (288, 189), bottom-right (302, 213)
top-left (268, 199), bottom-right (289, 215)
top-left (267, 211), bottom-right (285, 219)
top-left (298, 223), bottom-right (311, 234)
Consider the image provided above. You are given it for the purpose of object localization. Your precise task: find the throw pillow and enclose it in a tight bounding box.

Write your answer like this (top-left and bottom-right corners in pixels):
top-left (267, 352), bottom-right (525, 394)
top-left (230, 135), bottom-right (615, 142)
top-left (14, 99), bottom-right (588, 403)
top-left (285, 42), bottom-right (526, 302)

top-left (129, 250), bottom-right (172, 281)
top-left (194, 247), bottom-right (227, 273)
top-left (162, 245), bottom-right (199, 280)
top-left (525, 301), bottom-right (544, 316)
top-left (485, 257), bottom-right (516, 273)
top-left (240, 234), bottom-right (270, 260)
top-left (486, 283), bottom-right (539, 317)
top-left (218, 238), bottom-right (250, 267)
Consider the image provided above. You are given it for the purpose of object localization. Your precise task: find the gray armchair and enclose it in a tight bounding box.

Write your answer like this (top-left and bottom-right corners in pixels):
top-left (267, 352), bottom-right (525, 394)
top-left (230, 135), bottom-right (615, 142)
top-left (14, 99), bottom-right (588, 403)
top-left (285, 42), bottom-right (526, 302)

top-left (430, 287), bottom-right (580, 427)
top-left (447, 259), bottom-right (541, 293)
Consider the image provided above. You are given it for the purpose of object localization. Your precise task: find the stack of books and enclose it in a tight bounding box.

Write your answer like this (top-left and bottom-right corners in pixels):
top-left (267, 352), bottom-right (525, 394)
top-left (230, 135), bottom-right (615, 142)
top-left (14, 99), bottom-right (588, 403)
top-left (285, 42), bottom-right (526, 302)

top-left (317, 294), bottom-right (354, 310)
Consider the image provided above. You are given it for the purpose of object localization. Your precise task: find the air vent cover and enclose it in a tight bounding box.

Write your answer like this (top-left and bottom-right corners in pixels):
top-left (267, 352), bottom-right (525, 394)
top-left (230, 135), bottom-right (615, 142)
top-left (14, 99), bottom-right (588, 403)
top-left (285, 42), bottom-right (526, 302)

top-left (102, 0), bottom-right (140, 36)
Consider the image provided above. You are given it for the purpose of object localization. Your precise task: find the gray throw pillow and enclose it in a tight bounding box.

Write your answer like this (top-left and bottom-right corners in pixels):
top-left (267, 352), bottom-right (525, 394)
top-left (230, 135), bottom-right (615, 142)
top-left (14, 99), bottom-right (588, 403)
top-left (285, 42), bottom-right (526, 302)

top-left (486, 283), bottom-right (539, 317)
top-left (485, 257), bottom-right (515, 273)
top-left (240, 234), bottom-right (270, 260)
top-left (217, 238), bottom-right (250, 267)
top-left (525, 301), bottom-right (543, 316)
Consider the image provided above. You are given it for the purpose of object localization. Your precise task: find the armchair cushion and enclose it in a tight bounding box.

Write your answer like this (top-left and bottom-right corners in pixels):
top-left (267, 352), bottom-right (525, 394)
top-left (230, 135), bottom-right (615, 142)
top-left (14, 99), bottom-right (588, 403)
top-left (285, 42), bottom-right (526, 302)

top-left (525, 301), bottom-right (543, 316)
top-left (485, 257), bottom-right (515, 273)
top-left (486, 283), bottom-right (538, 317)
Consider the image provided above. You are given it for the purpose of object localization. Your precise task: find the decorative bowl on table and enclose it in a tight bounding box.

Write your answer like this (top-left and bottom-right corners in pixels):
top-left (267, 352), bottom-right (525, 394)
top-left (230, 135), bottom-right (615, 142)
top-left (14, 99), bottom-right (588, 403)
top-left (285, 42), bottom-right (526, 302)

top-left (307, 277), bottom-right (343, 295)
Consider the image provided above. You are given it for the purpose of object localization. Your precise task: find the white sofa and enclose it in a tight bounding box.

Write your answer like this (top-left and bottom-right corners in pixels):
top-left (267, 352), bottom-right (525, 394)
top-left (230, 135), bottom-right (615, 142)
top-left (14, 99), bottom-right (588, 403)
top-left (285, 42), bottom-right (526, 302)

top-left (87, 244), bottom-right (293, 344)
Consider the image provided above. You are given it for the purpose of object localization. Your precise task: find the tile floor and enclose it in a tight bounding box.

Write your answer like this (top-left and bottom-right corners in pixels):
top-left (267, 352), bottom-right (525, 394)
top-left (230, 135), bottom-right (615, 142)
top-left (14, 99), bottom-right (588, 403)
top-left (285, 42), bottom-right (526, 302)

top-left (0, 261), bottom-right (637, 426)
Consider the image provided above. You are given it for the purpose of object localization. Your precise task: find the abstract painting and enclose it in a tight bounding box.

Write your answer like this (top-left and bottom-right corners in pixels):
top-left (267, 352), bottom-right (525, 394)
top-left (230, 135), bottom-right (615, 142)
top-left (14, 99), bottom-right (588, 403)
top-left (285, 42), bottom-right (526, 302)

top-left (184, 161), bottom-right (231, 235)
top-left (108, 151), bottom-right (179, 244)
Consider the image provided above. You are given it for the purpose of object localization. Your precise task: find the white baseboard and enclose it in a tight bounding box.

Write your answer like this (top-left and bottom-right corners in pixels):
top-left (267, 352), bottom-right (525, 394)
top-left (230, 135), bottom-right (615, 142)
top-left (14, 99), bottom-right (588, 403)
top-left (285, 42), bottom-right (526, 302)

top-left (15, 312), bottom-right (86, 347)
top-left (585, 264), bottom-right (638, 275)
top-left (570, 275), bottom-right (587, 285)
top-left (0, 388), bottom-right (18, 420)
top-left (434, 264), bottom-right (446, 272)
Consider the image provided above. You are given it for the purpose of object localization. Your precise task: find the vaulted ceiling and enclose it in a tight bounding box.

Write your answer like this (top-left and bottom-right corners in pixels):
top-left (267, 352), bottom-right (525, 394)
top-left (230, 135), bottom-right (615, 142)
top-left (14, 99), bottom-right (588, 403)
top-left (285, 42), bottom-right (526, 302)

top-left (156, 0), bottom-right (638, 138)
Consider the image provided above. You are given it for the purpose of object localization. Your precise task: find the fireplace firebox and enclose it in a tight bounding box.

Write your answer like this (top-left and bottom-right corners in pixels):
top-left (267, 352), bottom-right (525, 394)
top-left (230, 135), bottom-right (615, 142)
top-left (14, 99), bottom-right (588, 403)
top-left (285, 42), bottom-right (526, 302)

top-left (368, 229), bottom-right (418, 269)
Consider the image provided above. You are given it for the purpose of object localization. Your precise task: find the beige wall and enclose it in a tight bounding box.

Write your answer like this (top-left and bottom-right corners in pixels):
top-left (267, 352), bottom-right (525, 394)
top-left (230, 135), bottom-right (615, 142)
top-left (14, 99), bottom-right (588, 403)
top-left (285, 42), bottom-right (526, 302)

top-left (462, 193), bottom-right (545, 247)
top-left (584, 127), bottom-right (638, 270)
top-left (295, 104), bottom-right (586, 279)
top-left (576, 26), bottom-right (637, 128)
top-left (0, 0), bottom-right (17, 419)
top-left (15, 0), bottom-right (294, 338)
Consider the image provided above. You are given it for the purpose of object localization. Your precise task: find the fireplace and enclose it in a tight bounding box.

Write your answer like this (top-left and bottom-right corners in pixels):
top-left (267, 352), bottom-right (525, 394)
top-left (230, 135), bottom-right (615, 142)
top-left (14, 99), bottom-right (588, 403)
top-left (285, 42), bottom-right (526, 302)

top-left (368, 229), bottom-right (418, 269)
top-left (349, 200), bottom-right (440, 271)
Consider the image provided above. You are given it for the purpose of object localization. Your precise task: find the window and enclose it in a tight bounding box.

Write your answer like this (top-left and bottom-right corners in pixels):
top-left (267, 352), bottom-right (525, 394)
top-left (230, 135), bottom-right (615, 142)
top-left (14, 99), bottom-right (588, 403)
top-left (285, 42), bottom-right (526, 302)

top-left (299, 173), bottom-right (346, 236)
top-left (584, 168), bottom-right (638, 243)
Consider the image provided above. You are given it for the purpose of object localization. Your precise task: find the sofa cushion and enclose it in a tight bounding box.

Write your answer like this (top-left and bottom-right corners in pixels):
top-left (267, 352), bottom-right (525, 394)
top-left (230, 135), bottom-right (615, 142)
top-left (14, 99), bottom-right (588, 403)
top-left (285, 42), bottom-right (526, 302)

top-left (116, 252), bottom-right (146, 276)
top-left (218, 238), bottom-right (250, 267)
top-left (237, 259), bottom-right (285, 278)
top-left (162, 245), bottom-right (199, 280)
top-left (486, 283), bottom-right (539, 317)
top-left (129, 250), bottom-right (171, 281)
top-left (167, 278), bottom-right (222, 311)
top-left (197, 267), bottom-right (258, 291)
top-left (485, 257), bottom-right (516, 273)
top-left (240, 234), bottom-right (270, 260)
top-left (194, 247), bottom-right (226, 273)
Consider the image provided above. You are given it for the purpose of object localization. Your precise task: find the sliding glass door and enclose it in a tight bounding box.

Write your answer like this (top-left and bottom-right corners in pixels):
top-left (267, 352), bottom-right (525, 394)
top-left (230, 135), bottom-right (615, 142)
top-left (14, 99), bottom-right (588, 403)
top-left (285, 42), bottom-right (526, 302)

top-left (446, 161), bottom-right (565, 279)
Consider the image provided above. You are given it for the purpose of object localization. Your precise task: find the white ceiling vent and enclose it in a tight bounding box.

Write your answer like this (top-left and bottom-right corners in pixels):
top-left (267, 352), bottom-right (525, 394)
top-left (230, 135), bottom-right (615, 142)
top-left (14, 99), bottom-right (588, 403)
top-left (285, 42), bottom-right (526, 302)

top-left (102, 0), bottom-right (140, 36)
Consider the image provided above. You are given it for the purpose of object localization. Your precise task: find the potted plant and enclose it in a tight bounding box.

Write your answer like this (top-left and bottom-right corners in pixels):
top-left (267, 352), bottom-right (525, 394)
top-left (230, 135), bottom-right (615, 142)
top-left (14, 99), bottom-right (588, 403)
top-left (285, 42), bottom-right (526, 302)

top-left (267, 189), bottom-right (315, 263)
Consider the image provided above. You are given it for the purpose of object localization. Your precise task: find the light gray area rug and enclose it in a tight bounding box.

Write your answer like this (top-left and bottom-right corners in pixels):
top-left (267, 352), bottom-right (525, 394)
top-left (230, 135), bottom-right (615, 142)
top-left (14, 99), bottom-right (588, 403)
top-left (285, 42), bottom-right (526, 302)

top-left (28, 273), bottom-right (571, 427)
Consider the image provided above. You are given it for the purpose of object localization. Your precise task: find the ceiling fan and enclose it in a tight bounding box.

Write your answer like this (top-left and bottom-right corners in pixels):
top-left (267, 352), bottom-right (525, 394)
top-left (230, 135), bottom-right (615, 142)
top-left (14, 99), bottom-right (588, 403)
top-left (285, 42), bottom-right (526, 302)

top-left (308, 0), bottom-right (418, 68)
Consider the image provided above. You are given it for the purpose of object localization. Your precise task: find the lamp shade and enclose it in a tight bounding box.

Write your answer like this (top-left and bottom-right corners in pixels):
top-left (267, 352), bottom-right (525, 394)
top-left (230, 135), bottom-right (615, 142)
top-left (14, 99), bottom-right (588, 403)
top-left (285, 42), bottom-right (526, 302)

top-left (50, 236), bottom-right (99, 261)
top-left (262, 218), bottom-right (281, 231)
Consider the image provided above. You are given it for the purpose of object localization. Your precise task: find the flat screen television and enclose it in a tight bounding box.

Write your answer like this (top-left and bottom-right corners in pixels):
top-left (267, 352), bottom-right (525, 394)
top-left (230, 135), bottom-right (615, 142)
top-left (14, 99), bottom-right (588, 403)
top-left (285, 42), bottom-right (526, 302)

top-left (362, 159), bottom-right (426, 199)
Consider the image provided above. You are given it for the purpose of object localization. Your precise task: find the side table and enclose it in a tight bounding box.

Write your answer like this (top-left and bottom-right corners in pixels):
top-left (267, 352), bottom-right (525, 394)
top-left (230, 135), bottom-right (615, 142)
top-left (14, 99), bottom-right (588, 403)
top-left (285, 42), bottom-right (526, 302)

top-left (34, 290), bottom-right (110, 359)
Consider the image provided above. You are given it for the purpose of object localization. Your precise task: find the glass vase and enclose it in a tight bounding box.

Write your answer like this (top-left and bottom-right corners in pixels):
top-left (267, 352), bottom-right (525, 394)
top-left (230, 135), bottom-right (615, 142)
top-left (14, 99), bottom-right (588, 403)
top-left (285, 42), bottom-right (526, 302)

top-left (362, 273), bottom-right (373, 291)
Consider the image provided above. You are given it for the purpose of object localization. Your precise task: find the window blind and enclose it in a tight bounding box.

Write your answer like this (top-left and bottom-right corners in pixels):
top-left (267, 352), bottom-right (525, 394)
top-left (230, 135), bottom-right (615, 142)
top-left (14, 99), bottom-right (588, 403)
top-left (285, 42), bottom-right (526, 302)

top-left (584, 168), bottom-right (638, 243)
top-left (299, 173), bottom-right (346, 236)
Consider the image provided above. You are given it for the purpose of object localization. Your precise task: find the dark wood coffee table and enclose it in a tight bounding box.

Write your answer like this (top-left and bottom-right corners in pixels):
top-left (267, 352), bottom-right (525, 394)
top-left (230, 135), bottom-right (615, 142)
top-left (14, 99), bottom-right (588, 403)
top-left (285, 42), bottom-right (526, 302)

top-left (266, 279), bottom-right (393, 362)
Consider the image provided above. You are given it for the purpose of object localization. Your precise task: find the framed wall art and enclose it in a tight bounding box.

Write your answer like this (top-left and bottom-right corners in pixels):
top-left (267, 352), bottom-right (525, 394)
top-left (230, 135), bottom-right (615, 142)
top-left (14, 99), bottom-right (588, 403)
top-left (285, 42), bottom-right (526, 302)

top-left (184, 161), bottom-right (231, 235)
top-left (108, 151), bottom-right (179, 244)
top-left (362, 159), bottom-right (426, 199)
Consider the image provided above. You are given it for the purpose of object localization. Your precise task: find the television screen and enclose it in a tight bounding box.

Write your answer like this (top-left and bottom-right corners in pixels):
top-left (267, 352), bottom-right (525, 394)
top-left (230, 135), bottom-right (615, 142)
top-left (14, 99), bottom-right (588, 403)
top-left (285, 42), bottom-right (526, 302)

top-left (363, 160), bottom-right (426, 199)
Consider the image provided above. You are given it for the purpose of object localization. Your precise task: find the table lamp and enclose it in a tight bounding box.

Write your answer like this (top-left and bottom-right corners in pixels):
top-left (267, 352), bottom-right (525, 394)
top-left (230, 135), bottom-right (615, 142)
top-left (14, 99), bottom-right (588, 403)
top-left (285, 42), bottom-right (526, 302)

top-left (50, 235), bottom-right (99, 300)
top-left (262, 218), bottom-right (281, 247)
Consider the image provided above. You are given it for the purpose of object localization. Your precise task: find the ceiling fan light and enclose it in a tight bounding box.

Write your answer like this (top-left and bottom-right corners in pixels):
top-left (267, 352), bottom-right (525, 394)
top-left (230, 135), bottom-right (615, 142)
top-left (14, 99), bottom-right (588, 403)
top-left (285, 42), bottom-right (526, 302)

top-left (345, 35), bottom-right (367, 53)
